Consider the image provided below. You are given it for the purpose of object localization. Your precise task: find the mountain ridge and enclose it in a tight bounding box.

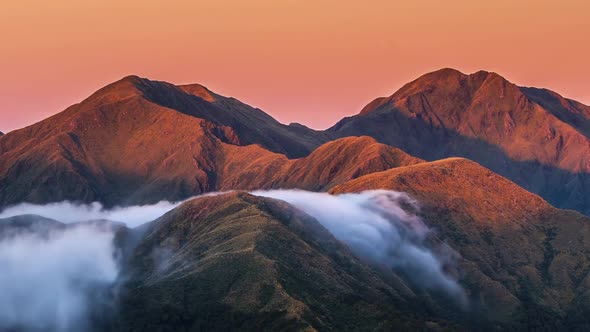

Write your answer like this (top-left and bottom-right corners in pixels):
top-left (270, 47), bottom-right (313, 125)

top-left (330, 157), bottom-right (590, 329)
top-left (0, 76), bottom-right (332, 207)
top-left (328, 68), bottom-right (590, 215)
top-left (116, 191), bottom-right (459, 331)
top-left (2, 69), bottom-right (590, 216)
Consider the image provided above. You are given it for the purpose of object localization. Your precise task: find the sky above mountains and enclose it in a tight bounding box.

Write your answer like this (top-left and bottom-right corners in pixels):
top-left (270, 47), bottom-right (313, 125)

top-left (1, 0), bottom-right (588, 132)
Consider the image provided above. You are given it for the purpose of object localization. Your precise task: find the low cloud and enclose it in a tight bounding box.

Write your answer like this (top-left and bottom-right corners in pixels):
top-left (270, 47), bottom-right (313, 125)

top-left (0, 223), bottom-right (118, 331)
top-left (0, 201), bottom-right (181, 331)
top-left (0, 200), bottom-right (181, 227)
top-left (252, 189), bottom-right (465, 302)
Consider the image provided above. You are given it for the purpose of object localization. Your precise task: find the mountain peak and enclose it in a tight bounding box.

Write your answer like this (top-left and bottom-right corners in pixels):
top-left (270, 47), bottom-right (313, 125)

top-left (329, 67), bottom-right (590, 215)
top-left (411, 68), bottom-right (509, 89)
top-left (108, 74), bottom-right (156, 91)
top-left (422, 67), bottom-right (507, 84)
top-left (426, 67), bottom-right (466, 78)
top-left (84, 75), bottom-right (155, 104)
top-left (119, 74), bottom-right (145, 84)
top-left (399, 68), bottom-right (466, 90)
top-left (357, 68), bottom-right (510, 115)
top-left (429, 68), bottom-right (504, 79)
top-left (178, 83), bottom-right (218, 102)
top-left (108, 76), bottom-right (219, 103)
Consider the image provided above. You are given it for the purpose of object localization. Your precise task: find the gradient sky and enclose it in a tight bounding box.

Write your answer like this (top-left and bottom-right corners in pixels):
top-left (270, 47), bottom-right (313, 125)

top-left (1, 0), bottom-right (588, 133)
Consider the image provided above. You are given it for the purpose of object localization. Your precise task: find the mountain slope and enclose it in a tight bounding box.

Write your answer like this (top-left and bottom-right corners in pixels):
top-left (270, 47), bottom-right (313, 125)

top-left (0, 76), bottom-right (335, 207)
top-left (331, 158), bottom-right (590, 329)
top-left (521, 87), bottom-right (590, 139)
top-left (4, 184), bottom-right (590, 330)
top-left (221, 136), bottom-right (423, 191)
top-left (115, 192), bottom-right (455, 331)
top-left (0, 81), bottom-right (415, 209)
top-left (328, 68), bottom-right (590, 215)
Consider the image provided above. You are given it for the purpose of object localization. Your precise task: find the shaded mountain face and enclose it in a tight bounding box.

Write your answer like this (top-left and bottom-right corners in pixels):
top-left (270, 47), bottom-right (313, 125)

top-left (114, 192), bottom-right (461, 331)
top-left (3, 188), bottom-right (590, 330)
top-left (0, 195), bottom-right (458, 331)
top-left (328, 68), bottom-right (590, 215)
top-left (331, 158), bottom-right (590, 330)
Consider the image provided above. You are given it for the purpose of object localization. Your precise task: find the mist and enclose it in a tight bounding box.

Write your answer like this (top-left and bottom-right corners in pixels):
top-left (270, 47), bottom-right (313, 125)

top-left (0, 200), bottom-right (182, 227)
top-left (0, 201), bottom-right (181, 331)
top-left (252, 190), bottom-right (465, 301)
top-left (0, 224), bottom-right (118, 331)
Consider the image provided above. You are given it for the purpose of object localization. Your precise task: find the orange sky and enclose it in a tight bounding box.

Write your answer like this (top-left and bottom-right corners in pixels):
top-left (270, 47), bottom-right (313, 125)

top-left (1, 0), bottom-right (588, 133)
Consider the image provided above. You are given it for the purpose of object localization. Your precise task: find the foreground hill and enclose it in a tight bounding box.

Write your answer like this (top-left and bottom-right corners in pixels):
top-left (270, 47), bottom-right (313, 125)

top-left (0, 193), bottom-right (467, 330)
top-left (331, 158), bottom-right (590, 329)
top-left (4, 171), bottom-right (590, 330)
top-left (114, 192), bottom-right (456, 331)
top-left (329, 68), bottom-right (590, 215)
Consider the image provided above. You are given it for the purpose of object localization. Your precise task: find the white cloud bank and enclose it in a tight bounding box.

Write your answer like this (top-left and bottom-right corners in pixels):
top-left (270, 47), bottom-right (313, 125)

top-left (0, 200), bottom-right (181, 331)
top-left (253, 190), bottom-right (465, 301)
top-left (0, 224), bottom-right (118, 331)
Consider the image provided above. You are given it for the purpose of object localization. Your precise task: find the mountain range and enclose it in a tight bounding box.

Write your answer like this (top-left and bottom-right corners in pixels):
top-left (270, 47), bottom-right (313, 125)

top-left (2, 69), bottom-right (590, 215)
top-left (2, 68), bottom-right (590, 331)
top-left (328, 68), bottom-right (590, 215)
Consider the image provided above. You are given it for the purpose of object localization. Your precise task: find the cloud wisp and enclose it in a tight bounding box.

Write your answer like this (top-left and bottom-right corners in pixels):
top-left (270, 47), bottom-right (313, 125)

top-left (252, 189), bottom-right (465, 301)
top-left (0, 200), bottom-right (182, 228)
